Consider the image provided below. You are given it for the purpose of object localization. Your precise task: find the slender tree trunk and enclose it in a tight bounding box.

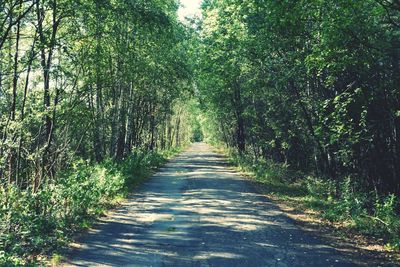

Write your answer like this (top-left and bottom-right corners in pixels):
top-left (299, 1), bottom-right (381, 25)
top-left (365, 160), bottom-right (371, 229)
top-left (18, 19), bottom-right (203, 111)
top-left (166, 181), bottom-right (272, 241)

top-left (167, 116), bottom-right (172, 149)
top-left (116, 85), bottom-right (127, 160)
top-left (93, 1), bottom-right (104, 161)
top-left (125, 83), bottom-right (135, 155)
top-left (36, 0), bottom-right (60, 190)
top-left (109, 83), bottom-right (119, 157)
top-left (149, 102), bottom-right (156, 151)
top-left (16, 31), bottom-right (37, 187)
top-left (290, 80), bottom-right (331, 176)
top-left (8, 5), bottom-right (21, 185)
top-left (175, 115), bottom-right (181, 147)
top-left (233, 81), bottom-right (245, 153)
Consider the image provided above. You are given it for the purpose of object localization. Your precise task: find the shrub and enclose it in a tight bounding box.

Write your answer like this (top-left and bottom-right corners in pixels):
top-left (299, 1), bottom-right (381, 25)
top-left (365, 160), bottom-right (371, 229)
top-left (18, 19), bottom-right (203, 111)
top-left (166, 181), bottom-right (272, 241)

top-left (229, 150), bottom-right (290, 183)
top-left (306, 176), bottom-right (336, 200)
top-left (307, 176), bottom-right (400, 247)
top-left (0, 148), bottom-right (173, 264)
top-left (373, 194), bottom-right (400, 245)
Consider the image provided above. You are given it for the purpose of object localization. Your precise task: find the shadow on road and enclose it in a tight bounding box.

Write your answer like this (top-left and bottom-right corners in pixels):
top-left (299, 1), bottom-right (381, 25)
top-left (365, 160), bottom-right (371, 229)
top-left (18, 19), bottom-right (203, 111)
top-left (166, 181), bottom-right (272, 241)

top-left (64, 143), bottom-right (391, 267)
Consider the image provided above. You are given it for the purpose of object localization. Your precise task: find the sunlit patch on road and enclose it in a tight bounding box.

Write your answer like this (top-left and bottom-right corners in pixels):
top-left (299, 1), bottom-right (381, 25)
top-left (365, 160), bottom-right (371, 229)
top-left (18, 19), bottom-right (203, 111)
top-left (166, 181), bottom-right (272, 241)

top-left (64, 143), bottom-right (376, 267)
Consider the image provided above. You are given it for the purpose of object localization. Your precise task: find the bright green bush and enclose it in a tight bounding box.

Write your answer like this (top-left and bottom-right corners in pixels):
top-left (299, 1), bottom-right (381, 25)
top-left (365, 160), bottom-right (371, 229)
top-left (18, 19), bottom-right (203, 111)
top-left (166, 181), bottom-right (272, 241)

top-left (0, 163), bottom-right (125, 261)
top-left (121, 149), bottom-right (168, 188)
top-left (373, 195), bottom-right (400, 246)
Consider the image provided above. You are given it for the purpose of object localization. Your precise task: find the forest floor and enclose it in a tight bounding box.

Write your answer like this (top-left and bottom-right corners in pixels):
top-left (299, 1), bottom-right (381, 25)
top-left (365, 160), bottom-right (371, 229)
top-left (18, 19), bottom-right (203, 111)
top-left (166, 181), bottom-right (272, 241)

top-left (60, 143), bottom-right (397, 266)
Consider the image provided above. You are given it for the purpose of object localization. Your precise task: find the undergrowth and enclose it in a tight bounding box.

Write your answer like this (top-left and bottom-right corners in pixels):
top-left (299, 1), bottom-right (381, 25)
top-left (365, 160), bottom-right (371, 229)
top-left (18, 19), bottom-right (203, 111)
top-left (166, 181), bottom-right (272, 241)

top-left (0, 147), bottom-right (181, 266)
top-left (228, 149), bottom-right (400, 251)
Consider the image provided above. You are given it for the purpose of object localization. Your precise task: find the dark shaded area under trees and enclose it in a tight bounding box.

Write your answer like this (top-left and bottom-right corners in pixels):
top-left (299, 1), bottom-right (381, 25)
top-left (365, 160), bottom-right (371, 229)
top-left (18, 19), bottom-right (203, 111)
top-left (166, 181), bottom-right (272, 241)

top-left (197, 0), bottom-right (400, 196)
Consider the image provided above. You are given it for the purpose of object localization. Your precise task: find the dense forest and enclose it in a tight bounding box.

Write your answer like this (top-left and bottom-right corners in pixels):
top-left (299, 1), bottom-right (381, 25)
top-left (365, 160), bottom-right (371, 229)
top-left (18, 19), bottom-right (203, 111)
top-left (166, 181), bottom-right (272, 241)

top-left (0, 0), bottom-right (400, 264)
top-left (0, 0), bottom-right (194, 188)
top-left (198, 0), bottom-right (400, 195)
top-left (196, 0), bottom-right (400, 251)
top-left (0, 0), bottom-right (197, 264)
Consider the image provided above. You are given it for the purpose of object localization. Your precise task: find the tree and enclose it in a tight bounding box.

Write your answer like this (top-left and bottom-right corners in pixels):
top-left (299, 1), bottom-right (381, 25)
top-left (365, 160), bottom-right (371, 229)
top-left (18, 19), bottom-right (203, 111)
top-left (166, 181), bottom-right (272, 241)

top-left (197, 0), bottom-right (400, 195)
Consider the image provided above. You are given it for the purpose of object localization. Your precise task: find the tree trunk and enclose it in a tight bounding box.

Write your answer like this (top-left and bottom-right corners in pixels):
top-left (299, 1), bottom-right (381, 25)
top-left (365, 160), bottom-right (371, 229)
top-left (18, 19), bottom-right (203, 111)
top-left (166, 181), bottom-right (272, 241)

top-left (36, 0), bottom-right (60, 188)
top-left (8, 6), bottom-right (21, 185)
top-left (233, 81), bottom-right (245, 153)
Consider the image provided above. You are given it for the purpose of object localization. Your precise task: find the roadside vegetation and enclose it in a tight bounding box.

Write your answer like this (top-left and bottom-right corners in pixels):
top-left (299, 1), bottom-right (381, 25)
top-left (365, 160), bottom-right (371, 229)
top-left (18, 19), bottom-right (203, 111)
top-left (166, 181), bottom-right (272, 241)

top-left (0, 0), bottom-right (199, 265)
top-left (1, 0), bottom-right (400, 265)
top-left (226, 149), bottom-right (400, 251)
top-left (0, 148), bottom-right (183, 266)
top-left (196, 0), bottom-right (400, 253)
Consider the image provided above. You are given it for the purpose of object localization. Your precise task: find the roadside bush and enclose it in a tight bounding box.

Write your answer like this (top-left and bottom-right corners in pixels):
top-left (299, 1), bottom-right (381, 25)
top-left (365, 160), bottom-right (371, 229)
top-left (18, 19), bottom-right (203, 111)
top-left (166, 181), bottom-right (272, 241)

top-left (373, 194), bottom-right (400, 247)
top-left (305, 176), bottom-right (336, 200)
top-left (307, 176), bottom-right (400, 248)
top-left (230, 150), bottom-right (290, 183)
top-left (227, 148), bottom-right (400, 250)
top-left (121, 149), bottom-right (167, 188)
top-left (57, 161), bottom-right (125, 224)
top-left (0, 148), bottom-right (175, 264)
top-left (0, 162), bottom-right (125, 261)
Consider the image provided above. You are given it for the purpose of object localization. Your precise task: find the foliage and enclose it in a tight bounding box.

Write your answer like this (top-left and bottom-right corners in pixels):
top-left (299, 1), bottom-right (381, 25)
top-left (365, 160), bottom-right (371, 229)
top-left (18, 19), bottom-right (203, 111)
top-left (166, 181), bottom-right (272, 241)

top-left (228, 149), bottom-right (400, 250)
top-left (0, 148), bottom-right (178, 264)
top-left (197, 0), bottom-right (400, 194)
top-left (0, 0), bottom-right (196, 263)
top-left (0, 0), bottom-right (194, 190)
top-left (196, 0), bottom-right (400, 249)
top-left (1, 0), bottom-right (400, 262)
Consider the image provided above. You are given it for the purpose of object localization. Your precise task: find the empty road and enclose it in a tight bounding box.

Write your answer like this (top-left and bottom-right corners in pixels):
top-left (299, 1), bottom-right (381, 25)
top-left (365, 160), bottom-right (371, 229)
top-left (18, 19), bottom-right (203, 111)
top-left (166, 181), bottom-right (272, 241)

top-left (63, 143), bottom-right (389, 267)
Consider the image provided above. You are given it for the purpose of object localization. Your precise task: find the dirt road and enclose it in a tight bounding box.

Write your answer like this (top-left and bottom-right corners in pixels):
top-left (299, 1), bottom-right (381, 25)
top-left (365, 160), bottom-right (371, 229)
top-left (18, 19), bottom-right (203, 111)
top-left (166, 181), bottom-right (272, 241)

top-left (63, 143), bottom-right (389, 266)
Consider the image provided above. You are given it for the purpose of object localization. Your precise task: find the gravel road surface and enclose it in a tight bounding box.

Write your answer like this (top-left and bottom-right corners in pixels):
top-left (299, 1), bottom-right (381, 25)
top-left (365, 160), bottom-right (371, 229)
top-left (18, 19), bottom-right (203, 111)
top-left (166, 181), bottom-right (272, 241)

top-left (63, 143), bottom-right (390, 267)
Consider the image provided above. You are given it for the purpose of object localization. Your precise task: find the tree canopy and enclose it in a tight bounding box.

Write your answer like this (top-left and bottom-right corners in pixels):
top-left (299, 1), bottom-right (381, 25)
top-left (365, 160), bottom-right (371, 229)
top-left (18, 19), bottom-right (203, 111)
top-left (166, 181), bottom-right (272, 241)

top-left (197, 0), bottom-right (400, 195)
top-left (1, 0), bottom-right (400, 263)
